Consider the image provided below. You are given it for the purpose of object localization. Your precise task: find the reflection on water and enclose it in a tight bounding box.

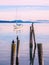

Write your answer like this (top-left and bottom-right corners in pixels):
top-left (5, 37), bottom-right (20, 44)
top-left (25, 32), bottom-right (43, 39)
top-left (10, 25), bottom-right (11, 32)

top-left (0, 44), bottom-right (49, 65)
top-left (0, 23), bottom-right (49, 65)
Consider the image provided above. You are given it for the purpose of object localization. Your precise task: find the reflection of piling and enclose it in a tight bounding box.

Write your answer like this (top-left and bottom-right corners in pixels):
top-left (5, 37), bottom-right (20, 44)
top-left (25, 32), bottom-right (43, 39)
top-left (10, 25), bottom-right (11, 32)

top-left (16, 36), bottom-right (20, 65)
top-left (11, 40), bottom-right (16, 65)
top-left (37, 44), bottom-right (44, 65)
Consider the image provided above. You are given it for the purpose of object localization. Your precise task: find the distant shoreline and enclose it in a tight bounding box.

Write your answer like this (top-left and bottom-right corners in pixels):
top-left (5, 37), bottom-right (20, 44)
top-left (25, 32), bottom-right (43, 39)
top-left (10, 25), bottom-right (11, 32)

top-left (0, 20), bottom-right (49, 23)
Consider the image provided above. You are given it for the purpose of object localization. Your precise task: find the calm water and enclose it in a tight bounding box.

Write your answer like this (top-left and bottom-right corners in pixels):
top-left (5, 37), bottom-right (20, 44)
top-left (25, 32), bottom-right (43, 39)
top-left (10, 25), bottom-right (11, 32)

top-left (0, 42), bottom-right (49, 65)
top-left (0, 23), bottom-right (49, 65)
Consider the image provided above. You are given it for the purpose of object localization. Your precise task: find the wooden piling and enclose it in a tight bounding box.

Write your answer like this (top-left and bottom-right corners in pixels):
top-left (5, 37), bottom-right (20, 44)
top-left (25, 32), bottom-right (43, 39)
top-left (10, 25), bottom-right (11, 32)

top-left (37, 44), bottom-right (44, 65)
top-left (30, 26), bottom-right (33, 65)
top-left (29, 23), bottom-right (36, 65)
top-left (31, 23), bottom-right (36, 65)
top-left (16, 36), bottom-right (20, 65)
top-left (11, 40), bottom-right (16, 65)
top-left (29, 24), bottom-right (36, 65)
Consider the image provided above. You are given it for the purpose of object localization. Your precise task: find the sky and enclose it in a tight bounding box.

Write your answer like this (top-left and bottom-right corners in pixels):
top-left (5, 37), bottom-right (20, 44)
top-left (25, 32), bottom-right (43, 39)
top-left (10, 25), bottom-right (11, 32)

top-left (0, 0), bottom-right (49, 5)
top-left (0, 6), bottom-right (49, 21)
top-left (0, 0), bottom-right (49, 20)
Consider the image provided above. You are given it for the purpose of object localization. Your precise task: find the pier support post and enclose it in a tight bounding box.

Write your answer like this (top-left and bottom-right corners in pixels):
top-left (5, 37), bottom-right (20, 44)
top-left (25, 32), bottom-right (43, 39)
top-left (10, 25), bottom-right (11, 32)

top-left (11, 40), bottom-right (16, 65)
top-left (29, 23), bottom-right (36, 65)
top-left (37, 44), bottom-right (44, 65)
top-left (16, 36), bottom-right (20, 65)
top-left (30, 26), bottom-right (33, 65)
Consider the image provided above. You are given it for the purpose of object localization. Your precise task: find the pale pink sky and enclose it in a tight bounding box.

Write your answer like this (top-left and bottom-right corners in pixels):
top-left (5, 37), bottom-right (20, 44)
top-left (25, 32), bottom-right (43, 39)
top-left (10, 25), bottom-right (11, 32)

top-left (0, 0), bottom-right (49, 20)
top-left (0, 11), bottom-right (16, 20)
top-left (16, 10), bottom-right (49, 21)
top-left (0, 0), bottom-right (49, 5)
top-left (0, 10), bottom-right (49, 20)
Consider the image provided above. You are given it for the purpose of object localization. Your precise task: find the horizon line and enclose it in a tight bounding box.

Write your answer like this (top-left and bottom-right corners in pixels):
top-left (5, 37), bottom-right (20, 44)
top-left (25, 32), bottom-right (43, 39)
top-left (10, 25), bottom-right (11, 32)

top-left (0, 20), bottom-right (49, 23)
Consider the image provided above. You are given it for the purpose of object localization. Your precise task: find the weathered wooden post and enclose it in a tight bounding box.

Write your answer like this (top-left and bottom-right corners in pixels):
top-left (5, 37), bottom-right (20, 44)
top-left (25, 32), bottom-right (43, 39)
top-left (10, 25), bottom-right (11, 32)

top-left (29, 23), bottom-right (36, 65)
top-left (37, 44), bottom-right (44, 65)
top-left (16, 36), bottom-right (20, 65)
top-left (30, 26), bottom-right (33, 65)
top-left (31, 23), bottom-right (36, 65)
top-left (11, 40), bottom-right (16, 65)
